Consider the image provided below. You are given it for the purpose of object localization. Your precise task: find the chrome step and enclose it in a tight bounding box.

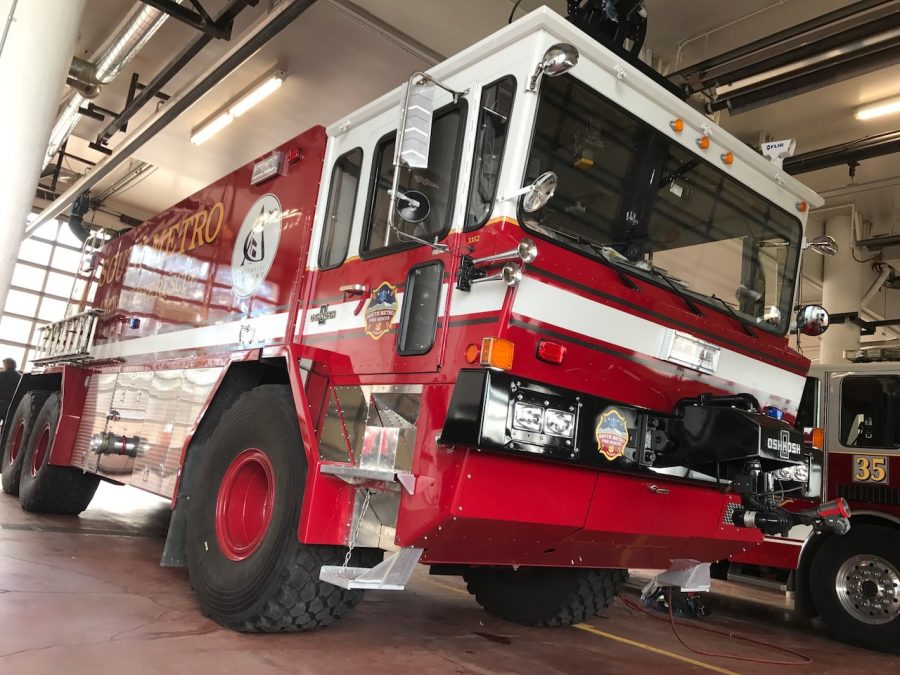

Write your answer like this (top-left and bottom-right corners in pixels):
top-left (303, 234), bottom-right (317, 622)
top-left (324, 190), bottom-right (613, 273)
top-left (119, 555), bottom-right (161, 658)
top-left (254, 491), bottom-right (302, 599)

top-left (319, 547), bottom-right (424, 590)
top-left (319, 463), bottom-right (416, 495)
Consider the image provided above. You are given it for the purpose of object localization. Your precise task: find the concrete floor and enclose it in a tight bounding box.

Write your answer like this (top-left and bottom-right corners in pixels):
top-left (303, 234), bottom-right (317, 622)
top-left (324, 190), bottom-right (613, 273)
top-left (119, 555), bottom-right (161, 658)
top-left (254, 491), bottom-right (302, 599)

top-left (0, 484), bottom-right (895, 674)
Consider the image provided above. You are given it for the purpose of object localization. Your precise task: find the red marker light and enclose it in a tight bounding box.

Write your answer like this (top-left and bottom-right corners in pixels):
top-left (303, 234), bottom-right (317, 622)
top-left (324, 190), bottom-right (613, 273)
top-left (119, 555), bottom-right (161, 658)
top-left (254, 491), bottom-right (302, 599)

top-left (537, 339), bottom-right (566, 364)
top-left (286, 147), bottom-right (301, 164)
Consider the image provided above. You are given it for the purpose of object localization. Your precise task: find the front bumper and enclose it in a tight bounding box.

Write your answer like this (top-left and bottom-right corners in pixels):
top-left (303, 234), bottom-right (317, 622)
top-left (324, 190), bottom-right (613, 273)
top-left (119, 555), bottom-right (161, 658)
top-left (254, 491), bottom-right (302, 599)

top-left (439, 369), bottom-right (805, 476)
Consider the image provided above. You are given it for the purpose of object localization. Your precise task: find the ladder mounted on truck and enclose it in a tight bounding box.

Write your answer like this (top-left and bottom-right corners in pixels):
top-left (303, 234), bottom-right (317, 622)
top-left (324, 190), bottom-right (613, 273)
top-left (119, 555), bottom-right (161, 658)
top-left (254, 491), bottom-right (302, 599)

top-left (31, 309), bottom-right (101, 366)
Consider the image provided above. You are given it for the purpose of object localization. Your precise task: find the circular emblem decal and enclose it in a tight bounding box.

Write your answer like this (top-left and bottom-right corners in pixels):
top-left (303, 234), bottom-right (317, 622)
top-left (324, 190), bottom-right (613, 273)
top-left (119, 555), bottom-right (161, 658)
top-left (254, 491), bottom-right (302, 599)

top-left (231, 194), bottom-right (282, 298)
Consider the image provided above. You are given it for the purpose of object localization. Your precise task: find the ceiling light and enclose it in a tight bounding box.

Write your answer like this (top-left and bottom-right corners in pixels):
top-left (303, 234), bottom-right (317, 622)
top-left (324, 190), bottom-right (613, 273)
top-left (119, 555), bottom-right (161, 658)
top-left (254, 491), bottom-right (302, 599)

top-left (189, 69), bottom-right (286, 145)
top-left (230, 72), bottom-right (285, 117)
top-left (190, 111), bottom-right (233, 145)
top-left (855, 96), bottom-right (900, 121)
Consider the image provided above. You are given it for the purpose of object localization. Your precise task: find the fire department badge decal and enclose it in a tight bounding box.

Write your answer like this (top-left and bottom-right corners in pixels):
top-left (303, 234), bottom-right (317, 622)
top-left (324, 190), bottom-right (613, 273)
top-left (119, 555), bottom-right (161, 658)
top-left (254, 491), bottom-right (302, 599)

top-left (364, 282), bottom-right (398, 340)
top-left (595, 408), bottom-right (629, 461)
top-left (231, 193), bottom-right (282, 298)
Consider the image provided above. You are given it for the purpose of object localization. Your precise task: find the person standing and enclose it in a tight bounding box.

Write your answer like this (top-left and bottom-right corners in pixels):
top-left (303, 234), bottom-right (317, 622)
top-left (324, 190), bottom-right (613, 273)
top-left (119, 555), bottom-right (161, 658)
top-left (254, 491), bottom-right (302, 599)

top-left (0, 358), bottom-right (23, 424)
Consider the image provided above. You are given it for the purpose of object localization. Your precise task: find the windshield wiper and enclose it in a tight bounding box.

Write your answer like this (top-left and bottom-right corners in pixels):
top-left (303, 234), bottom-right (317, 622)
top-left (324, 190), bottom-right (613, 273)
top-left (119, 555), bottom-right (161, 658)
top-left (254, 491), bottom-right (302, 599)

top-left (532, 223), bottom-right (639, 291)
top-left (609, 256), bottom-right (704, 317)
top-left (711, 295), bottom-right (757, 338)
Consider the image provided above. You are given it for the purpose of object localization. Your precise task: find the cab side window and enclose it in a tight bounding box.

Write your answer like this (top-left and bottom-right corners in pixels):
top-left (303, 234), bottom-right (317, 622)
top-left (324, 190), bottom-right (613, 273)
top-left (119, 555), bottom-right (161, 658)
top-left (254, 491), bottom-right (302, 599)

top-left (362, 104), bottom-right (466, 256)
top-left (318, 148), bottom-right (363, 269)
top-left (465, 76), bottom-right (515, 231)
top-left (840, 375), bottom-right (900, 448)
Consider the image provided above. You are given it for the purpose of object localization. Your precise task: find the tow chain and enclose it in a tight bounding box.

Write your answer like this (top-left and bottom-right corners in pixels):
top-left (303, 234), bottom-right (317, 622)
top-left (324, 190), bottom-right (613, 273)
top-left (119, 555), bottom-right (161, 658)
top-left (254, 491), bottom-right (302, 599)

top-left (341, 488), bottom-right (372, 569)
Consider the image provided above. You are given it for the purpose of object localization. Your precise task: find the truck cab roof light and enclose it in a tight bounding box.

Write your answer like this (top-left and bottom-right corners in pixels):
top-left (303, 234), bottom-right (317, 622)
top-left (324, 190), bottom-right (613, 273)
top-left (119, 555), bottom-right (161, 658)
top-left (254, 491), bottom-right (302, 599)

top-left (480, 337), bottom-right (515, 371)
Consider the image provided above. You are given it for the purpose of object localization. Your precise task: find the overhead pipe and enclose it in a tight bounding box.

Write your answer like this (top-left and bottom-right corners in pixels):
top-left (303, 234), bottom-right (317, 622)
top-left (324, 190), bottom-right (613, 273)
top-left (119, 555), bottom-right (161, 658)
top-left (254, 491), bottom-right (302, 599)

top-left (42, 2), bottom-right (176, 169)
top-left (673, 0), bottom-right (893, 86)
top-left (26, 0), bottom-right (319, 236)
top-left (95, 0), bottom-right (258, 145)
top-left (785, 129), bottom-right (900, 176)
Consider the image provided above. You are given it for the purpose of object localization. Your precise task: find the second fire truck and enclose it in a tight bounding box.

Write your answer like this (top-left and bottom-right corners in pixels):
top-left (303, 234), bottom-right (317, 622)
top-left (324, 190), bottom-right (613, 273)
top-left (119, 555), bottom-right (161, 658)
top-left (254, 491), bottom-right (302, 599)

top-left (2, 7), bottom-right (844, 632)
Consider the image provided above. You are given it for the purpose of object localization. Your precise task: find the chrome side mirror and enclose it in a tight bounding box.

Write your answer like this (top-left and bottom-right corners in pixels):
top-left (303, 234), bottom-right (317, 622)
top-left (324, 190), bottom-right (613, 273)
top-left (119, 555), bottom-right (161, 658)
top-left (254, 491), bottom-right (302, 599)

top-left (796, 304), bottom-right (830, 336)
top-left (523, 171), bottom-right (558, 212)
top-left (805, 234), bottom-right (838, 256)
top-left (528, 43), bottom-right (579, 91)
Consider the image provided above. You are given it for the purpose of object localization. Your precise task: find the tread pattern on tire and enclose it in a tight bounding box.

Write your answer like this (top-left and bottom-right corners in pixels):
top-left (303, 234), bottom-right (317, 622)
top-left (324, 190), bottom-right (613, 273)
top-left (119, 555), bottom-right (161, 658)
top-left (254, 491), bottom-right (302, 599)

top-left (230, 544), bottom-right (374, 632)
top-left (19, 393), bottom-right (99, 515)
top-left (188, 384), bottom-right (379, 632)
top-left (464, 567), bottom-right (628, 627)
top-left (1, 390), bottom-right (50, 496)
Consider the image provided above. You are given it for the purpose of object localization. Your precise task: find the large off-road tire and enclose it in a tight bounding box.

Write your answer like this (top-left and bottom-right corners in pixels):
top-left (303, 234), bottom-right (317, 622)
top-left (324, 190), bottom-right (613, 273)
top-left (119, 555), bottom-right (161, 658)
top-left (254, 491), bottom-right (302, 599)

top-left (18, 393), bottom-right (100, 514)
top-left (2, 390), bottom-right (50, 496)
top-left (809, 524), bottom-right (900, 653)
top-left (463, 567), bottom-right (628, 626)
top-left (186, 384), bottom-right (377, 632)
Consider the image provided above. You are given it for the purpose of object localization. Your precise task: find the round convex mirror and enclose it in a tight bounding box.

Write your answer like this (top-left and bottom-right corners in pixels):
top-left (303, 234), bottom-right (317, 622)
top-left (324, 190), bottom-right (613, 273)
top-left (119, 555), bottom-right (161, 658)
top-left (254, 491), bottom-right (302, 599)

top-left (523, 172), bottom-right (558, 213)
top-left (796, 304), bottom-right (830, 336)
top-left (396, 190), bottom-right (431, 223)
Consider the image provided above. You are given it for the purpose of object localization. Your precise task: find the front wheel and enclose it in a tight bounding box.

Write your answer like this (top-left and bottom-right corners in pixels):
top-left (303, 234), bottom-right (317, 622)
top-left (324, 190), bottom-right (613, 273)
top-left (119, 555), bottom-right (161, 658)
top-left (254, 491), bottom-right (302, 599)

top-left (809, 524), bottom-right (900, 652)
top-left (186, 384), bottom-right (376, 632)
top-left (463, 567), bottom-right (628, 626)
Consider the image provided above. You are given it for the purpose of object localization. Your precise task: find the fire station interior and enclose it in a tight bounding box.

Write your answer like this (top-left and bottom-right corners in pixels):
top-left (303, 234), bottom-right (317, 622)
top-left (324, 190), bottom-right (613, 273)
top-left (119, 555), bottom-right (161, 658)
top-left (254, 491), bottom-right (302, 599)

top-left (2, 0), bottom-right (900, 672)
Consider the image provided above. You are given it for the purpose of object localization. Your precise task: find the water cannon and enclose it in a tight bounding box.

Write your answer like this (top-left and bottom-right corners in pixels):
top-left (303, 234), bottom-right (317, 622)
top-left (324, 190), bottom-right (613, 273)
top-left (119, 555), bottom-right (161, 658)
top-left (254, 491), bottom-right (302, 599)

top-left (761, 139), bottom-right (796, 169)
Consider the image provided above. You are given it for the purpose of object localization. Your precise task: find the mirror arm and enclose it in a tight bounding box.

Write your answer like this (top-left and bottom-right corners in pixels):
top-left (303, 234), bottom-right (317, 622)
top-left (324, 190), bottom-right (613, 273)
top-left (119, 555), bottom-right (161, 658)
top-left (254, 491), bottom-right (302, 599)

top-left (412, 71), bottom-right (468, 103)
top-left (496, 185), bottom-right (534, 204)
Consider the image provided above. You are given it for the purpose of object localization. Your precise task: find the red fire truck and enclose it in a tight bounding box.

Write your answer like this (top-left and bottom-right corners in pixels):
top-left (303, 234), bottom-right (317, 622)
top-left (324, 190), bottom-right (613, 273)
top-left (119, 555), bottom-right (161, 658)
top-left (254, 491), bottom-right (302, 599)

top-left (2, 8), bottom-right (843, 633)
top-left (724, 351), bottom-right (900, 652)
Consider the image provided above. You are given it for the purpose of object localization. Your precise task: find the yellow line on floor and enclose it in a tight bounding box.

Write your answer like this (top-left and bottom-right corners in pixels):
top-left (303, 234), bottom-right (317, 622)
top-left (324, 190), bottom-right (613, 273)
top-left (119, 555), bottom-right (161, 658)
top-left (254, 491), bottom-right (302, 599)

top-left (427, 579), bottom-right (736, 674)
top-left (573, 623), bottom-right (738, 675)
top-left (428, 579), bottom-right (471, 596)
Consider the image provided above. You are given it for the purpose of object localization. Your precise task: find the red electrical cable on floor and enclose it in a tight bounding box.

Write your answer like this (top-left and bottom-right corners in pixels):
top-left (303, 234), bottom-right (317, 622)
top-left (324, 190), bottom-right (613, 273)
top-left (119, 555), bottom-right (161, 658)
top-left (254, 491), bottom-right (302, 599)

top-left (618, 590), bottom-right (813, 666)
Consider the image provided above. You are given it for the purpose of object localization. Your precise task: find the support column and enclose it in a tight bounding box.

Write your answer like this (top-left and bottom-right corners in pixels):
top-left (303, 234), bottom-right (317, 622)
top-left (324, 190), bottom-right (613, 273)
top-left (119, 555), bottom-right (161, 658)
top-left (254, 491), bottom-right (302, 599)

top-left (0, 0), bottom-right (87, 311)
top-left (820, 214), bottom-right (863, 363)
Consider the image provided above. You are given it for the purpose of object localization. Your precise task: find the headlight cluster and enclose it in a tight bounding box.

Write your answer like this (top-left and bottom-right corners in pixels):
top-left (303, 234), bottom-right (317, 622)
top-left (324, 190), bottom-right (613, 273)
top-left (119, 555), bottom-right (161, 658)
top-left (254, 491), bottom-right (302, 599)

top-left (512, 401), bottom-right (576, 438)
top-left (773, 463), bottom-right (809, 483)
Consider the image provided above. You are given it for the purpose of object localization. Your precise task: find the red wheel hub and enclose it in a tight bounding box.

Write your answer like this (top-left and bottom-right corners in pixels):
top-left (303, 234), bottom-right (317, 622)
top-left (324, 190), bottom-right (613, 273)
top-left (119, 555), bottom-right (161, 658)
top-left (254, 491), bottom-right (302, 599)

top-left (215, 448), bottom-right (276, 561)
top-left (8, 420), bottom-right (24, 465)
top-left (31, 425), bottom-right (50, 477)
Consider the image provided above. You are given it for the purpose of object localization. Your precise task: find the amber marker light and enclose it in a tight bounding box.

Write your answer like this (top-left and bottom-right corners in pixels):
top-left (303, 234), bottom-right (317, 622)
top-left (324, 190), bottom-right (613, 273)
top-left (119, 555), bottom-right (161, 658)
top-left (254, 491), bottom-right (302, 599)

top-left (696, 136), bottom-right (710, 150)
top-left (721, 151), bottom-right (734, 165)
top-left (796, 200), bottom-right (809, 212)
top-left (480, 337), bottom-right (515, 371)
top-left (810, 427), bottom-right (825, 450)
top-left (670, 118), bottom-right (684, 133)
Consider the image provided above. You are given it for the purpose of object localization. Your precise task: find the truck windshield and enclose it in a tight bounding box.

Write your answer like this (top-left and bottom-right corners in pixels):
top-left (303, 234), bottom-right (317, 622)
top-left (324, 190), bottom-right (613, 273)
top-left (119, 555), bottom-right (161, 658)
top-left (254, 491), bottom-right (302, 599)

top-left (521, 74), bottom-right (802, 335)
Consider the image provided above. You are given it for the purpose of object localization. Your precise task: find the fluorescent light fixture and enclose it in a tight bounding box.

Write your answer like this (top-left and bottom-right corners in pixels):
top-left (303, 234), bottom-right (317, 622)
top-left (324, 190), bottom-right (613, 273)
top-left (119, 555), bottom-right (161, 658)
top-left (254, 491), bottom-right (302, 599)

top-left (230, 71), bottom-right (285, 117)
top-left (189, 69), bottom-right (286, 145)
top-left (855, 96), bottom-right (900, 121)
top-left (190, 111), bottom-right (233, 145)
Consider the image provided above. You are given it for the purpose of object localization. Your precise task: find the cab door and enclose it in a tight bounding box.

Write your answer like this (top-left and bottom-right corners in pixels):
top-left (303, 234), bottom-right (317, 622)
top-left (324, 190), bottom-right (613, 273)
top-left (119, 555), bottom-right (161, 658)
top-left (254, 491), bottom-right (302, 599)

top-left (825, 370), bottom-right (900, 504)
top-left (301, 99), bottom-right (469, 376)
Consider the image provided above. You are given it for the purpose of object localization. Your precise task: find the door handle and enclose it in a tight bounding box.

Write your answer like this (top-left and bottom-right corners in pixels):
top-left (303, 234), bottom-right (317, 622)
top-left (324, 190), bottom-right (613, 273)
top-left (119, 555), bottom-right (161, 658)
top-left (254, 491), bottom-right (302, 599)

top-left (339, 283), bottom-right (367, 297)
top-left (648, 484), bottom-right (670, 495)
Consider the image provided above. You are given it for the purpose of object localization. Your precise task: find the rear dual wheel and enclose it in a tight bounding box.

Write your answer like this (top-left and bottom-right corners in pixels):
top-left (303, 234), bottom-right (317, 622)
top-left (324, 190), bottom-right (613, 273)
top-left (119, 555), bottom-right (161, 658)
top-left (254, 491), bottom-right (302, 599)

top-left (186, 385), bottom-right (377, 632)
top-left (18, 393), bottom-right (100, 514)
top-left (1, 391), bottom-right (50, 495)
